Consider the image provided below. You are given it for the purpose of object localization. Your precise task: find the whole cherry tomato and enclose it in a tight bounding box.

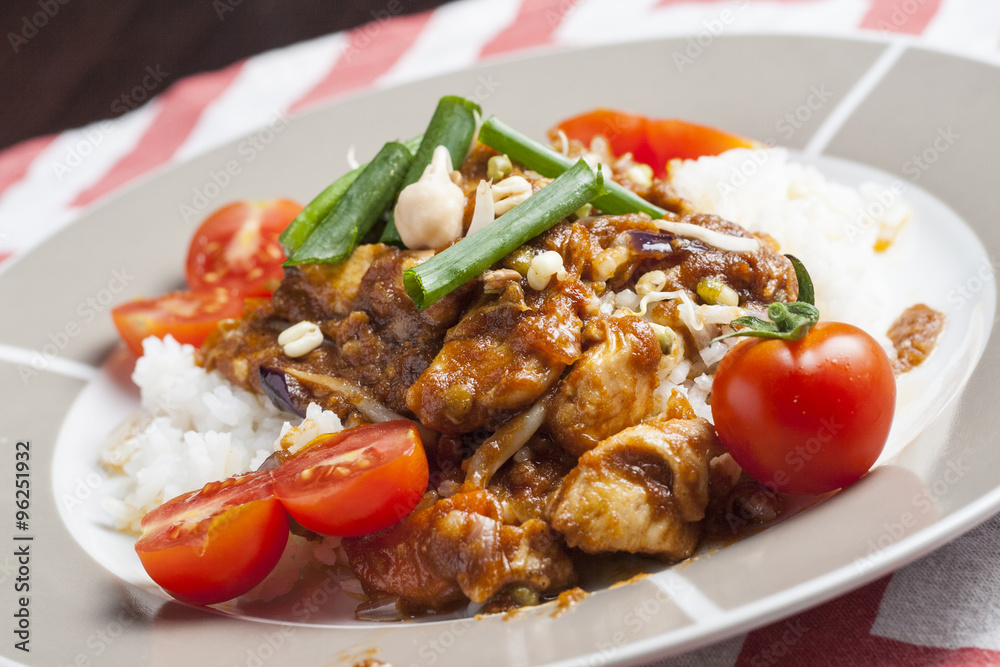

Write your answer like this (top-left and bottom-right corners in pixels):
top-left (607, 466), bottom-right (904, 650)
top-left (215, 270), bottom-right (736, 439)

top-left (711, 321), bottom-right (896, 495)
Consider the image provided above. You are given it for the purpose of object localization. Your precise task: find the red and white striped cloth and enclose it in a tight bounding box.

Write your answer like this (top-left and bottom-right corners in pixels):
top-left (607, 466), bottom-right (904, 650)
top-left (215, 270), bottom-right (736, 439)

top-left (3, 1), bottom-right (1000, 664)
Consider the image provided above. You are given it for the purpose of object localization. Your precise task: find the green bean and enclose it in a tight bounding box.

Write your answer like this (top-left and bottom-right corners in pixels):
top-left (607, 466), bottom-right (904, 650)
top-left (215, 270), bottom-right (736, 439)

top-left (285, 141), bottom-right (413, 265)
top-left (403, 159), bottom-right (604, 310)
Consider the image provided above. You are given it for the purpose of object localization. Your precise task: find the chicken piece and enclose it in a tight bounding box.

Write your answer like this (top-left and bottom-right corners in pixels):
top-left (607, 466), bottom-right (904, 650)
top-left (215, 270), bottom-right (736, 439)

top-left (548, 418), bottom-right (725, 561)
top-left (200, 247), bottom-right (473, 417)
top-left (545, 314), bottom-right (661, 456)
top-left (647, 213), bottom-right (797, 307)
top-left (353, 248), bottom-right (472, 346)
top-left (644, 180), bottom-right (695, 216)
top-left (343, 491), bottom-right (575, 609)
top-left (583, 211), bottom-right (797, 307)
top-left (488, 436), bottom-right (577, 524)
top-left (314, 249), bottom-right (474, 414)
top-left (272, 243), bottom-right (388, 322)
top-left (407, 280), bottom-right (585, 434)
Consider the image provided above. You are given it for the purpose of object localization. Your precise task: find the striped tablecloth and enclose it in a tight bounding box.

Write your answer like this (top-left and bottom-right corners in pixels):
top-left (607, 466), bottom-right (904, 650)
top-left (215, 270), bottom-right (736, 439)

top-left (3, 1), bottom-right (999, 664)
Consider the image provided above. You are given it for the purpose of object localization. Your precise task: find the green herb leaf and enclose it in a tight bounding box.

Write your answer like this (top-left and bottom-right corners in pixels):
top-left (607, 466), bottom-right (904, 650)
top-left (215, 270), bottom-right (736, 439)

top-left (714, 255), bottom-right (821, 342)
top-left (403, 159), bottom-right (605, 310)
top-left (381, 96), bottom-right (481, 246)
top-left (727, 316), bottom-right (778, 334)
top-left (786, 254), bottom-right (814, 306)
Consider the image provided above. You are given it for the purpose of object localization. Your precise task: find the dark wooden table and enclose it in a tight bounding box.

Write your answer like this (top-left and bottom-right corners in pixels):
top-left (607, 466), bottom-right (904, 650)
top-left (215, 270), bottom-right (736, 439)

top-left (0, 0), bottom-right (455, 151)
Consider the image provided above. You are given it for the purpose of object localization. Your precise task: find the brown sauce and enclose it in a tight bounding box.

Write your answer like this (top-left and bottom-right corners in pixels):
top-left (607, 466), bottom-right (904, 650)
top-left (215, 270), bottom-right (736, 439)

top-left (550, 587), bottom-right (588, 617)
top-left (887, 304), bottom-right (945, 374)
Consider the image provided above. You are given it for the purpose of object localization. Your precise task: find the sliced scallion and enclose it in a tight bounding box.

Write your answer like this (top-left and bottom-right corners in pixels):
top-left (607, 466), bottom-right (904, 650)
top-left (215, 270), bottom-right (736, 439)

top-left (403, 159), bottom-right (604, 310)
top-left (478, 116), bottom-right (668, 219)
top-left (380, 96), bottom-right (481, 246)
top-left (279, 135), bottom-right (423, 255)
top-left (285, 141), bottom-right (413, 266)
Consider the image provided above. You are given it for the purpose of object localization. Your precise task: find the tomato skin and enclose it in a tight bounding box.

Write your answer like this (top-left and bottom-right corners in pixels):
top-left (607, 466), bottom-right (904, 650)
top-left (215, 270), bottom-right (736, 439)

top-left (711, 322), bottom-right (896, 495)
top-left (273, 421), bottom-right (429, 537)
top-left (185, 199), bottom-right (301, 298)
top-left (135, 471), bottom-right (289, 605)
top-left (111, 288), bottom-right (244, 355)
top-left (554, 109), bottom-right (755, 177)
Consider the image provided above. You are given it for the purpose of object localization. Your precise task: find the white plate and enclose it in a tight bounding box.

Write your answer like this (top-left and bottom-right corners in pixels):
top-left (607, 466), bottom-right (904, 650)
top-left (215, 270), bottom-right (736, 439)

top-left (1, 34), bottom-right (999, 667)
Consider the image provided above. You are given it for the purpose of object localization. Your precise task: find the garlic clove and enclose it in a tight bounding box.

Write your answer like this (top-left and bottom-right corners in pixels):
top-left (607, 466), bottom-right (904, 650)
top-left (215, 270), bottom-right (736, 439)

top-left (466, 179), bottom-right (495, 237)
top-left (394, 145), bottom-right (466, 250)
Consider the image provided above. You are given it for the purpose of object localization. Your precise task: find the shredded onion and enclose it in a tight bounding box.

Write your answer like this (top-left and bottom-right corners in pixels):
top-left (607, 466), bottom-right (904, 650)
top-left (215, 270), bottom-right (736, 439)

top-left (466, 179), bottom-right (495, 236)
top-left (355, 596), bottom-right (408, 622)
top-left (345, 144), bottom-right (360, 170)
top-left (652, 219), bottom-right (759, 253)
top-left (630, 289), bottom-right (714, 353)
top-left (464, 400), bottom-right (547, 489)
top-left (284, 369), bottom-right (436, 444)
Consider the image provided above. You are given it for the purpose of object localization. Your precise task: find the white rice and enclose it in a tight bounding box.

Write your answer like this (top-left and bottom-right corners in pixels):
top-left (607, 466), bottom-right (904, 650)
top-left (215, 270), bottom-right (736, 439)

top-left (100, 335), bottom-right (342, 532)
top-left (668, 148), bottom-right (904, 338)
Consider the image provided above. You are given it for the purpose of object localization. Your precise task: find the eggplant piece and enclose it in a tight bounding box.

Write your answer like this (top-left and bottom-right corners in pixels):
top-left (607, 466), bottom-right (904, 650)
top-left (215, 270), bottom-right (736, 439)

top-left (624, 230), bottom-right (709, 259)
top-left (258, 366), bottom-right (309, 417)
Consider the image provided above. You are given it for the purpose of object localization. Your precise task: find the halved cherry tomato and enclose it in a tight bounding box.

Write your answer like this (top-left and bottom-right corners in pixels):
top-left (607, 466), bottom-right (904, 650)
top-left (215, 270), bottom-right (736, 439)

top-left (711, 321), bottom-right (896, 495)
top-left (185, 199), bottom-right (301, 298)
top-left (273, 421), bottom-right (429, 537)
top-left (135, 471), bottom-right (289, 605)
top-left (111, 288), bottom-right (244, 355)
top-left (554, 109), bottom-right (756, 177)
